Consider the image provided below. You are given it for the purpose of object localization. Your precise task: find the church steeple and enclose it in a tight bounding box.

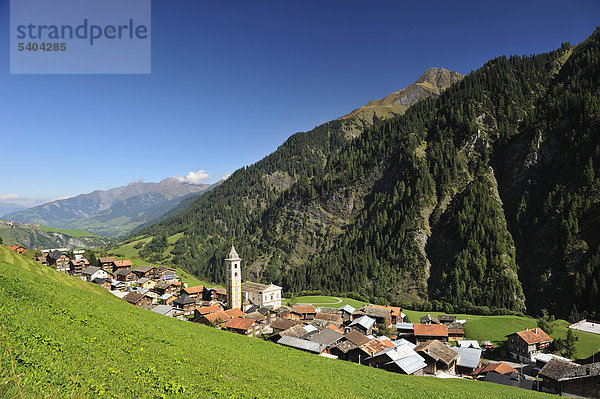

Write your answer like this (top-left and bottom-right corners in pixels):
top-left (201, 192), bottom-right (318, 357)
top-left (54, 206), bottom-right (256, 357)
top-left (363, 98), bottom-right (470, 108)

top-left (225, 244), bottom-right (242, 309)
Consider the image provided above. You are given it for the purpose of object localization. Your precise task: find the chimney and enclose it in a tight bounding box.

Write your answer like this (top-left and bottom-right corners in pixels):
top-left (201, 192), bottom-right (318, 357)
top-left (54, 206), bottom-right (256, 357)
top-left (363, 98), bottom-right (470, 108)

top-left (535, 328), bottom-right (538, 333)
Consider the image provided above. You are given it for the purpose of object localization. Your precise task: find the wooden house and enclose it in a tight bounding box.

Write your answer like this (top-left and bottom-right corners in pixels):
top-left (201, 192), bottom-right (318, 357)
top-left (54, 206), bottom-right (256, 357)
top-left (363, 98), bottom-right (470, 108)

top-left (47, 250), bottom-right (70, 273)
top-left (115, 269), bottom-right (138, 285)
top-left (194, 310), bottom-right (230, 327)
top-left (539, 358), bottom-right (600, 397)
top-left (415, 340), bottom-right (458, 375)
top-left (173, 294), bottom-right (197, 316)
top-left (223, 318), bottom-right (260, 337)
top-left (132, 265), bottom-right (157, 279)
top-left (124, 292), bottom-right (153, 309)
top-left (413, 323), bottom-right (448, 344)
top-left (506, 328), bottom-right (552, 363)
top-left (291, 305), bottom-right (317, 321)
top-left (98, 257), bottom-right (116, 271)
top-left (182, 286), bottom-right (204, 300)
top-left (112, 260), bottom-right (132, 273)
top-left (349, 315), bottom-right (376, 335)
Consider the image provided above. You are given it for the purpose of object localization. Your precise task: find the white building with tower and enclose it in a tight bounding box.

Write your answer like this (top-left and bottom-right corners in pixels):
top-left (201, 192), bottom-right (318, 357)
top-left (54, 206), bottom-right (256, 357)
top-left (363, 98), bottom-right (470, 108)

top-left (225, 244), bottom-right (282, 310)
top-left (225, 245), bottom-right (242, 310)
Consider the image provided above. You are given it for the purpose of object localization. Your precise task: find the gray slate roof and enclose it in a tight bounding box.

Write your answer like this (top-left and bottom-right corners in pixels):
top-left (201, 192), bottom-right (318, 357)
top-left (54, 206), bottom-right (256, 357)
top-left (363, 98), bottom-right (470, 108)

top-left (386, 354), bottom-right (428, 375)
top-left (339, 304), bottom-right (356, 314)
top-left (350, 315), bottom-right (375, 330)
top-left (306, 328), bottom-right (343, 346)
top-left (277, 336), bottom-right (326, 353)
top-left (82, 266), bottom-right (101, 276)
top-left (454, 346), bottom-right (482, 369)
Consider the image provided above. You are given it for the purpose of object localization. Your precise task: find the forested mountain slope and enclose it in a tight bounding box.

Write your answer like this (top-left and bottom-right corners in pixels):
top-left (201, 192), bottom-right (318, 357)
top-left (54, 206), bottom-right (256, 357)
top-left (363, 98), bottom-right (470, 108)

top-left (133, 28), bottom-right (600, 318)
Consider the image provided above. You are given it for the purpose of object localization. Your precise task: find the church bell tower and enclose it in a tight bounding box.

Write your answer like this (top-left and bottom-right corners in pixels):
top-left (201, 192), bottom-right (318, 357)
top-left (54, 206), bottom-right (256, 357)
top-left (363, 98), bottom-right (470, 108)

top-left (225, 244), bottom-right (242, 309)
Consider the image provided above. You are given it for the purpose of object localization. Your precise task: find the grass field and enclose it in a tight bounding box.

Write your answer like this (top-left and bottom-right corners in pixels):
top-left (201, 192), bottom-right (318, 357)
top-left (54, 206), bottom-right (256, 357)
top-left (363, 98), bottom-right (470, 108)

top-left (284, 295), bottom-right (367, 309)
top-left (0, 246), bottom-right (549, 398)
top-left (36, 225), bottom-right (104, 238)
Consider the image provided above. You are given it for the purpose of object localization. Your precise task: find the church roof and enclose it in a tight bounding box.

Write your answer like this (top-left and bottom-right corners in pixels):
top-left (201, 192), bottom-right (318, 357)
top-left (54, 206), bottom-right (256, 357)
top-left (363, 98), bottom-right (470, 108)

top-left (226, 244), bottom-right (241, 261)
top-left (241, 281), bottom-right (281, 293)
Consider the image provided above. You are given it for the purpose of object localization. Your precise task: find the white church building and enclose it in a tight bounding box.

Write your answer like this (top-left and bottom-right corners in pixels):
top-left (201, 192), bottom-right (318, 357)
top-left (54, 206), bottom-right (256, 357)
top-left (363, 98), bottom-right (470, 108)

top-left (225, 244), bottom-right (282, 310)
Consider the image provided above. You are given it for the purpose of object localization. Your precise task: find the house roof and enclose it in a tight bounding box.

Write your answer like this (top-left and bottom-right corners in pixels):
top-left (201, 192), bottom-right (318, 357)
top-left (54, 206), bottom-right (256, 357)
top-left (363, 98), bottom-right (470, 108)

top-left (275, 306), bottom-right (292, 317)
top-left (415, 340), bottom-right (458, 365)
top-left (223, 317), bottom-right (256, 331)
top-left (339, 304), bottom-right (356, 314)
top-left (137, 277), bottom-right (151, 285)
top-left (457, 340), bottom-right (481, 349)
top-left (306, 328), bottom-right (343, 346)
top-left (115, 269), bottom-right (134, 277)
top-left (279, 324), bottom-right (308, 339)
top-left (344, 330), bottom-right (370, 346)
top-left (454, 346), bottom-right (482, 369)
top-left (472, 362), bottom-right (518, 376)
top-left (244, 311), bottom-right (266, 321)
top-left (359, 339), bottom-right (389, 356)
top-left (48, 250), bottom-right (66, 260)
top-left (277, 336), bottom-right (326, 353)
top-left (152, 305), bottom-right (176, 316)
top-left (98, 256), bottom-right (116, 263)
top-left (349, 315), bottom-right (376, 330)
top-left (256, 307), bottom-right (274, 316)
top-left (316, 307), bottom-right (340, 315)
top-left (124, 292), bottom-right (145, 304)
top-left (326, 324), bottom-right (344, 335)
top-left (196, 305), bottom-right (221, 315)
top-left (292, 305), bottom-right (316, 314)
top-left (512, 328), bottom-right (552, 344)
top-left (271, 318), bottom-right (301, 331)
top-left (393, 338), bottom-right (417, 349)
top-left (202, 310), bottom-right (230, 324)
top-left (173, 294), bottom-right (196, 306)
top-left (420, 314), bottom-right (440, 324)
top-left (396, 322), bottom-right (414, 330)
top-left (447, 322), bottom-right (465, 333)
top-left (373, 305), bottom-right (402, 317)
top-left (314, 313), bottom-right (343, 323)
top-left (132, 265), bottom-right (154, 273)
top-left (538, 358), bottom-right (591, 381)
top-left (240, 280), bottom-right (274, 294)
top-left (82, 266), bottom-right (101, 276)
top-left (331, 340), bottom-right (358, 354)
top-left (183, 286), bottom-right (205, 295)
top-left (386, 354), bottom-right (427, 375)
top-left (359, 305), bottom-right (392, 319)
top-left (413, 323), bottom-right (448, 337)
top-left (224, 308), bottom-right (245, 319)
top-left (113, 260), bottom-right (132, 267)
top-left (155, 280), bottom-right (176, 290)
top-left (438, 315), bottom-right (457, 323)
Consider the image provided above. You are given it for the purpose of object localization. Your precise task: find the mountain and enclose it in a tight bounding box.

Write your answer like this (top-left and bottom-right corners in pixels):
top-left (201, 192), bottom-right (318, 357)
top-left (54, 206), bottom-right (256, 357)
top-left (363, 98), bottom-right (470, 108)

top-left (0, 246), bottom-right (540, 398)
top-left (341, 67), bottom-right (463, 122)
top-left (0, 221), bottom-right (110, 249)
top-left (0, 201), bottom-right (26, 217)
top-left (131, 29), bottom-right (600, 319)
top-left (4, 178), bottom-right (215, 237)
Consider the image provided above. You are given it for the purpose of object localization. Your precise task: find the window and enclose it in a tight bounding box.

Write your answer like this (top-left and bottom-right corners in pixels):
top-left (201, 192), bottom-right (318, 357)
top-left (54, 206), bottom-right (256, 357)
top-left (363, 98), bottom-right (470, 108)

top-left (234, 272), bottom-right (238, 277)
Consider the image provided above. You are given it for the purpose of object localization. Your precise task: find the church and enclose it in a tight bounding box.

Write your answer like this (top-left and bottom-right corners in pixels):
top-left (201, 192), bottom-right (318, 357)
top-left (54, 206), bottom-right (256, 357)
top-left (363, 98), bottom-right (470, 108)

top-left (225, 244), bottom-right (282, 310)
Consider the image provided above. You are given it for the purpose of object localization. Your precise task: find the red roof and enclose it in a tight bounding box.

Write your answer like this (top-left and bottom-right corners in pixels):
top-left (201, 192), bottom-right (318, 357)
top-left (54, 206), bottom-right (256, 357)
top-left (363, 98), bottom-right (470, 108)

top-left (360, 339), bottom-right (389, 356)
top-left (184, 286), bottom-right (205, 295)
top-left (114, 260), bottom-right (132, 267)
top-left (203, 310), bottom-right (229, 323)
top-left (326, 324), bottom-right (344, 335)
top-left (223, 318), bottom-right (256, 331)
top-left (373, 304), bottom-right (402, 317)
top-left (344, 330), bottom-right (370, 346)
top-left (514, 328), bottom-right (552, 344)
top-left (413, 323), bottom-right (448, 337)
top-left (196, 305), bottom-right (221, 315)
top-left (225, 308), bottom-right (245, 318)
top-left (381, 339), bottom-right (395, 348)
top-left (292, 305), bottom-right (316, 314)
top-left (472, 362), bottom-right (518, 376)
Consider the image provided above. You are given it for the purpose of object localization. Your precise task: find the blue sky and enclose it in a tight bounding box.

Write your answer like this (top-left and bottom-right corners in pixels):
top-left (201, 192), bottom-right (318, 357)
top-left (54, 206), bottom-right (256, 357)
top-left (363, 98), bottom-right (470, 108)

top-left (0, 0), bottom-right (599, 206)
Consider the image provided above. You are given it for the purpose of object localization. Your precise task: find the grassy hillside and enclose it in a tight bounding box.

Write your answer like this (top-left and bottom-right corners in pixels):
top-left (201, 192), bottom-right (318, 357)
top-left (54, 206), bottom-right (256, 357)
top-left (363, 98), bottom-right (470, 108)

top-left (0, 222), bottom-right (110, 249)
top-left (0, 246), bottom-right (549, 398)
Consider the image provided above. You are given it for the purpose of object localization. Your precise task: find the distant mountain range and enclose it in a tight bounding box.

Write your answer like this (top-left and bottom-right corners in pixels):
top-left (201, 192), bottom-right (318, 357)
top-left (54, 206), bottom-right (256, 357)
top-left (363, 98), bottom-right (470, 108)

top-left (0, 201), bottom-right (26, 217)
top-left (4, 178), bottom-right (218, 237)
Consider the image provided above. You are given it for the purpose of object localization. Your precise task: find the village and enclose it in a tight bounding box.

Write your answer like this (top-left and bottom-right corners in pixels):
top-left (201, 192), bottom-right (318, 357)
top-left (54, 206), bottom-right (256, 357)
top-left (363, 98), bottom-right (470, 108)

top-left (5, 243), bottom-right (600, 397)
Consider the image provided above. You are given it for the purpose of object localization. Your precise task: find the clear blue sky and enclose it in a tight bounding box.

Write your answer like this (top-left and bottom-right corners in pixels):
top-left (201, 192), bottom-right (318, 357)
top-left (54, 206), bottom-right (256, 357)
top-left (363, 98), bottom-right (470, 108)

top-left (0, 0), bottom-right (598, 205)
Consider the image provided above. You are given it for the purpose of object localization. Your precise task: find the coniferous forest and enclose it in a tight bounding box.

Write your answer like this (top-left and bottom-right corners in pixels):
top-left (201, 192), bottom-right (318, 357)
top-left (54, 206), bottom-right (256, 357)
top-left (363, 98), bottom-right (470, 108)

top-left (129, 28), bottom-right (600, 319)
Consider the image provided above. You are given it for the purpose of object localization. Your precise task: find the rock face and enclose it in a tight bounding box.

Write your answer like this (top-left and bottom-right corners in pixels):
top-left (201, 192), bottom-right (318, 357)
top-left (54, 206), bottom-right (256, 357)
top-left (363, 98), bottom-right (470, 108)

top-left (341, 68), bottom-right (464, 121)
